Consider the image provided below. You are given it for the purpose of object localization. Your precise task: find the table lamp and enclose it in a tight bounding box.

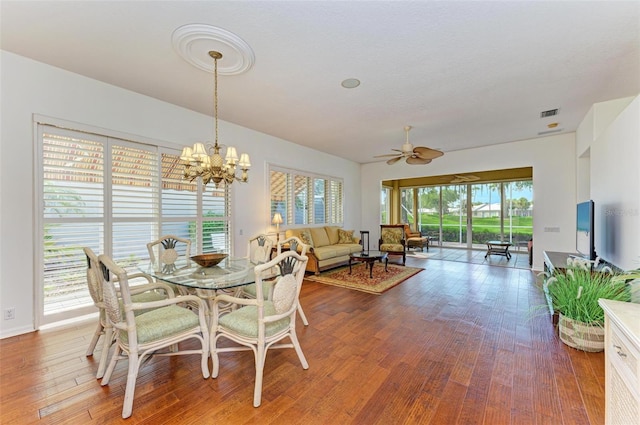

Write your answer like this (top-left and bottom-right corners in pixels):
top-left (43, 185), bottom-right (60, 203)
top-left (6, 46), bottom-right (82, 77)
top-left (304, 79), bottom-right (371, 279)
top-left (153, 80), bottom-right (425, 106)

top-left (272, 212), bottom-right (283, 242)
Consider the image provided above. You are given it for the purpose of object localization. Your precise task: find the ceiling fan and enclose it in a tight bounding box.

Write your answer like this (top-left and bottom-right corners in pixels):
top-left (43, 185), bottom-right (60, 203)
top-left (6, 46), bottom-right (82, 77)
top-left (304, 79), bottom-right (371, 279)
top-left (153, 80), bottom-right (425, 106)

top-left (450, 174), bottom-right (481, 183)
top-left (374, 126), bottom-right (444, 165)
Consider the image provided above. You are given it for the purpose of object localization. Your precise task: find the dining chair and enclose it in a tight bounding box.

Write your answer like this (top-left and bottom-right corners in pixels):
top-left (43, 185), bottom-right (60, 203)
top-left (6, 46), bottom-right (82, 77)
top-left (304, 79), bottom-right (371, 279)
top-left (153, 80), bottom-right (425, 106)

top-left (98, 253), bottom-right (210, 419)
top-left (247, 233), bottom-right (274, 264)
top-left (210, 251), bottom-right (309, 407)
top-left (83, 247), bottom-right (174, 379)
top-left (146, 235), bottom-right (192, 292)
top-left (242, 236), bottom-right (310, 326)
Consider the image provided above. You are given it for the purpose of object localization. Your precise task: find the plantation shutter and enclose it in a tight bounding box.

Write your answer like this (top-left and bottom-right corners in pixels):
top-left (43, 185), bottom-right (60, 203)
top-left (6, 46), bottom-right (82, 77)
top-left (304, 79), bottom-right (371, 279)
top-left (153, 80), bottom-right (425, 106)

top-left (110, 141), bottom-right (159, 267)
top-left (41, 128), bottom-right (106, 316)
top-left (268, 165), bottom-right (343, 227)
top-left (330, 179), bottom-right (344, 224)
top-left (38, 124), bottom-right (233, 326)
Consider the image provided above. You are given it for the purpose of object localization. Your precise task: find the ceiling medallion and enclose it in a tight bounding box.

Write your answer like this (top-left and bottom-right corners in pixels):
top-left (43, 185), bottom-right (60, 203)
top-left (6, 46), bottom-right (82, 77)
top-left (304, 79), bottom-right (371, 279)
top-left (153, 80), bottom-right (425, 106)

top-left (171, 24), bottom-right (255, 75)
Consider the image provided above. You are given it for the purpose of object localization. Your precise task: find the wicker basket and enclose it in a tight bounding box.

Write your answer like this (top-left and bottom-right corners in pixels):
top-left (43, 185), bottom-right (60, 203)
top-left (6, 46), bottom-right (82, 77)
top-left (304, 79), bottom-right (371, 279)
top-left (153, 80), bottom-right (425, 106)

top-left (558, 313), bottom-right (605, 352)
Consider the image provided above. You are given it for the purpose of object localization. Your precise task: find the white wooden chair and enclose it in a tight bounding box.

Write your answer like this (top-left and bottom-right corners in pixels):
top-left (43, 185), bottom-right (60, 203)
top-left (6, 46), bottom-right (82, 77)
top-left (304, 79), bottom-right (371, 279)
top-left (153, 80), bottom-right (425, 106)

top-left (98, 254), bottom-right (209, 419)
top-left (247, 233), bottom-right (274, 264)
top-left (210, 251), bottom-right (309, 407)
top-left (83, 247), bottom-right (174, 379)
top-left (238, 233), bottom-right (276, 303)
top-left (242, 236), bottom-right (310, 325)
top-left (146, 235), bottom-right (192, 294)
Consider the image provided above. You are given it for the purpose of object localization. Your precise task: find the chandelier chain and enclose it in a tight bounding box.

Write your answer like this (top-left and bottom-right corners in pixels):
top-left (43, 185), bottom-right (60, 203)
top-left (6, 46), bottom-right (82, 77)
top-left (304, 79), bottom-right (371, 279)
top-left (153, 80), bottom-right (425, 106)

top-left (214, 55), bottom-right (218, 148)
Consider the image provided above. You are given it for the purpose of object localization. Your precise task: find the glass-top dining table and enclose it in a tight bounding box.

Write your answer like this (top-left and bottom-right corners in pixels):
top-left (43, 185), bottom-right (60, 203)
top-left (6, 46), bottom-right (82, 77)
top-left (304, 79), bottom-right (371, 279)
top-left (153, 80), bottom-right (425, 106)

top-left (139, 256), bottom-right (259, 291)
top-left (138, 256), bottom-right (276, 324)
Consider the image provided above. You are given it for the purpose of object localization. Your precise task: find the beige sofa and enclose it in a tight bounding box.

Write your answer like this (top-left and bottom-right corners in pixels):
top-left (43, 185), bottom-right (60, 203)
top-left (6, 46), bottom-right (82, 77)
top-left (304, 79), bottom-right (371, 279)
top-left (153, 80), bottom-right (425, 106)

top-left (285, 226), bottom-right (362, 274)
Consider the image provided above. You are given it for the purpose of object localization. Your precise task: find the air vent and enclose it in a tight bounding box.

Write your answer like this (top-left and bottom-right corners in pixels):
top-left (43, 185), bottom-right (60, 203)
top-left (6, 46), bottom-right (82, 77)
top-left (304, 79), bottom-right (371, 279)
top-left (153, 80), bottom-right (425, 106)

top-left (540, 109), bottom-right (559, 118)
top-left (538, 128), bottom-right (563, 136)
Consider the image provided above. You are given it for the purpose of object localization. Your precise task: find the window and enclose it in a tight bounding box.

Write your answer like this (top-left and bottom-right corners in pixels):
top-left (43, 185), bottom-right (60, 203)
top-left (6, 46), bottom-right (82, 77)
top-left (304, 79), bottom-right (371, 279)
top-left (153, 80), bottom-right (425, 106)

top-left (37, 124), bottom-right (230, 325)
top-left (381, 186), bottom-right (391, 224)
top-left (269, 166), bottom-right (343, 226)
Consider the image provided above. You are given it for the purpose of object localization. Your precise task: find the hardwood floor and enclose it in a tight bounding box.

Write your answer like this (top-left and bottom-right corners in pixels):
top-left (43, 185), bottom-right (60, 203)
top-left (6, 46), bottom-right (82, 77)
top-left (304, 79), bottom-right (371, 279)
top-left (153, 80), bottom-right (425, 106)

top-left (0, 256), bottom-right (605, 424)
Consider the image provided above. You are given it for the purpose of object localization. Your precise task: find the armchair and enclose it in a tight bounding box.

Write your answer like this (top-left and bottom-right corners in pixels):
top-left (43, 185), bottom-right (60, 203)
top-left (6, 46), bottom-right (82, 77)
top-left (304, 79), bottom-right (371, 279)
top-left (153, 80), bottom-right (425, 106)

top-left (147, 235), bottom-right (193, 296)
top-left (402, 223), bottom-right (429, 252)
top-left (83, 247), bottom-right (174, 379)
top-left (210, 251), bottom-right (309, 407)
top-left (379, 224), bottom-right (406, 265)
top-left (98, 254), bottom-right (209, 418)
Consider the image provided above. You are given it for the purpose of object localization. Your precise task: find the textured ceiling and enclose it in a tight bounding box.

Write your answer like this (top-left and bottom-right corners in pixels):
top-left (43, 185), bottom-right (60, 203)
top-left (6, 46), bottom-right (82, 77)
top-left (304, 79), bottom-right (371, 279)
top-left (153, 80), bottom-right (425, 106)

top-left (1, 1), bottom-right (639, 164)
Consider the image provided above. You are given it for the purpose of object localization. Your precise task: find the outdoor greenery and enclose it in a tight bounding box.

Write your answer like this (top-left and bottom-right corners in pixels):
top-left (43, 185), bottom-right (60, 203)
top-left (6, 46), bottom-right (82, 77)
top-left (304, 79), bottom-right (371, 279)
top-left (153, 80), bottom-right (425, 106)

top-left (395, 180), bottom-right (533, 243)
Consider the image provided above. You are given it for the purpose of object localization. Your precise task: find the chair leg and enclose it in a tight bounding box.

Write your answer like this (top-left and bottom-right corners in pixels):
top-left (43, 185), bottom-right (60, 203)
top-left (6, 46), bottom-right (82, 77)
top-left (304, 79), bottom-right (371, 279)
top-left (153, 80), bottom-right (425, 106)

top-left (253, 345), bottom-right (267, 407)
top-left (86, 322), bottom-right (104, 356)
top-left (100, 344), bottom-right (120, 386)
top-left (121, 353), bottom-right (140, 419)
top-left (297, 304), bottom-right (309, 326)
top-left (289, 330), bottom-right (309, 370)
top-left (96, 326), bottom-right (113, 379)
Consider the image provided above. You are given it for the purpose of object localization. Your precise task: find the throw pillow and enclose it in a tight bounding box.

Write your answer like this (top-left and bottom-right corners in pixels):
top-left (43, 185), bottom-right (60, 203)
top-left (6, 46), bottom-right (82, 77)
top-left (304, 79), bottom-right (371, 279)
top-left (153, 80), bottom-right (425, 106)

top-left (338, 229), bottom-right (355, 244)
top-left (299, 229), bottom-right (314, 248)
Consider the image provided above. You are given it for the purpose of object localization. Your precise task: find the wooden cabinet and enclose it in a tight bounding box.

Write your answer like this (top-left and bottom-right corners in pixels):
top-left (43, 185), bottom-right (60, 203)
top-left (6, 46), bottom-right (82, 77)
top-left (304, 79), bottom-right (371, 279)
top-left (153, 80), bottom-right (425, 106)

top-left (599, 299), bottom-right (640, 425)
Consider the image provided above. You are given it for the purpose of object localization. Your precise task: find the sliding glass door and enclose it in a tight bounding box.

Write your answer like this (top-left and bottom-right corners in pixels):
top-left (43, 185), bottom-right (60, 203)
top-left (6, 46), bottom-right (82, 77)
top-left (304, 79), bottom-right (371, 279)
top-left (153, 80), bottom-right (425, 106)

top-left (394, 180), bottom-right (532, 250)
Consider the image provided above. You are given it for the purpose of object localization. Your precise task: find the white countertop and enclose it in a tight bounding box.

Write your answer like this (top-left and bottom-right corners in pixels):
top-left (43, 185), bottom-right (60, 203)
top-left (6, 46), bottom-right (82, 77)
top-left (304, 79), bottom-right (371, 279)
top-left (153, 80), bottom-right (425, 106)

top-left (599, 299), bottom-right (640, 348)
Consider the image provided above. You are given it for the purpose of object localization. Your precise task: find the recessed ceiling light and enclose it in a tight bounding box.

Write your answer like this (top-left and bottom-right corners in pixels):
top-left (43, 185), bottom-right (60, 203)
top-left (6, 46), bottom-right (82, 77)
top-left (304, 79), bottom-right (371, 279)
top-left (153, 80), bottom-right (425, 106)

top-left (341, 78), bottom-right (360, 89)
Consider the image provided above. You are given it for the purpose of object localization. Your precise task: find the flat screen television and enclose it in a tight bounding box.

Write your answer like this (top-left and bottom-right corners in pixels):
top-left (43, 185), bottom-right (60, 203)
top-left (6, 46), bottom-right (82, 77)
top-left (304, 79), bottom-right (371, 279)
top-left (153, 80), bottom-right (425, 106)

top-left (576, 200), bottom-right (596, 261)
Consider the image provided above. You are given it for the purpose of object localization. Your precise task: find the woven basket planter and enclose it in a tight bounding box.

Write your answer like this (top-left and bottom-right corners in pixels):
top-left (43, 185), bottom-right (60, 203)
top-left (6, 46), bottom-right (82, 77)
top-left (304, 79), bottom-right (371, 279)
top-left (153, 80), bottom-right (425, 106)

top-left (558, 313), bottom-right (605, 352)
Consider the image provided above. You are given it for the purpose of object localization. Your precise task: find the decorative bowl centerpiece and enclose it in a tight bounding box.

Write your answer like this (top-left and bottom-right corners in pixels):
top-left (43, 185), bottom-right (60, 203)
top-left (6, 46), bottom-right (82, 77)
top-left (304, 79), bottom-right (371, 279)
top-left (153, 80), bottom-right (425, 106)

top-left (191, 253), bottom-right (228, 268)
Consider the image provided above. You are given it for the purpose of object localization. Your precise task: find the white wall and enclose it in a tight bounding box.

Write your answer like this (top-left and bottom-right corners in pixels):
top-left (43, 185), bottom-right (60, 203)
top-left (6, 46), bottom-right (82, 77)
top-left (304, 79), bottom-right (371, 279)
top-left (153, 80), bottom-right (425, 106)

top-left (0, 51), bottom-right (360, 337)
top-left (579, 96), bottom-right (640, 270)
top-left (361, 133), bottom-right (578, 271)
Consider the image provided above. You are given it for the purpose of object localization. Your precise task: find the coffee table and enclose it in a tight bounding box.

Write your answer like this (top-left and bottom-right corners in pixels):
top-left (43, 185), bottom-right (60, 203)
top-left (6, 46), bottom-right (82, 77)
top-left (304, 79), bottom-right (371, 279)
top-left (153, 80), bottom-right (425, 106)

top-left (349, 250), bottom-right (388, 278)
top-left (485, 240), bottom-right (512, 260)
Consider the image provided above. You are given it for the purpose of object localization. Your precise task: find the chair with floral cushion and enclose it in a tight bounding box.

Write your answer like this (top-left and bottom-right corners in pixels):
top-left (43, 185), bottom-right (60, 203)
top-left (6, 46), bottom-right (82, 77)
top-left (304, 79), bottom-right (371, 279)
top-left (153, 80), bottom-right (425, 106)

top-left (210, 250), bottom-right (309, 407)
top-left (83, 247), bottom-right (174, 380)
top-left (242, 236), bottom-right (310, 326)
top-left (98, 253), bottom-right (209, 419)
top-left (379, 224), bottom-right (406, 265)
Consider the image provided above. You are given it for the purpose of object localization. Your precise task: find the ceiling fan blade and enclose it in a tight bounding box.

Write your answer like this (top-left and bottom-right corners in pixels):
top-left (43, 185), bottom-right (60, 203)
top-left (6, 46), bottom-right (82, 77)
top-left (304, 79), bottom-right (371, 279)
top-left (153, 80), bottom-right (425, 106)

top-left (374, 153), bottom-right (402, 158)
top-left (386, 156), bottom-right (403, 165)
top-left (406, 156), bottom-right (432, 165)
top-left (413, 146), bottom-right (444, 160)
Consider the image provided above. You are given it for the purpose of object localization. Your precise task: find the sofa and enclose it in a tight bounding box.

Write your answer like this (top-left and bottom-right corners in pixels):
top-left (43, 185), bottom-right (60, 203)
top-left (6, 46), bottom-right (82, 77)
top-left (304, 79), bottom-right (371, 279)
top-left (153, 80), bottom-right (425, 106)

top-left (285, 226), bottom-right (362, 274)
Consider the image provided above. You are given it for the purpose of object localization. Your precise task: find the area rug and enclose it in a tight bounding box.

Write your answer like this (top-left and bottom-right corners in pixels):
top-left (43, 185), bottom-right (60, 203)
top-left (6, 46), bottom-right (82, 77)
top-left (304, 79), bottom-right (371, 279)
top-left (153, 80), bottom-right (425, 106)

top-left (305, 263), bottom-right (423, 295)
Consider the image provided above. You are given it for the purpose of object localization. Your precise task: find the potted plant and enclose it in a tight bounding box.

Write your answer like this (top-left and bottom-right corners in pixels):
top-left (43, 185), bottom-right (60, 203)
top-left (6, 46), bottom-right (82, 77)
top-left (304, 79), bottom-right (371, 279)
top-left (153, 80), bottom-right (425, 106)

top-left (545, 257), bottom-right (631, 352)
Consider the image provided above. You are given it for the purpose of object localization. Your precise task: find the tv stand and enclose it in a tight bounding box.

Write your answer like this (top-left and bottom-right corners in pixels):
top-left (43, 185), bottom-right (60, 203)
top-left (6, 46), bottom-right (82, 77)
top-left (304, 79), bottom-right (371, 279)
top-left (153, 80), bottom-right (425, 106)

top-left (542, 251), bottom-right (580, 324)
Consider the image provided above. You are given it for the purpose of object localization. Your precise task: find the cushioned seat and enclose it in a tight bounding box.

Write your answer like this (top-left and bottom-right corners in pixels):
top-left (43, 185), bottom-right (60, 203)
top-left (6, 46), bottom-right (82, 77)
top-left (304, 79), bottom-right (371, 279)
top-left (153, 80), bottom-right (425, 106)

top-left (379, 224), bottom-right (406, 265)
top-left (210, 251), bottom-right (309, 407)
top-left (285, 226), bottom-right (361, 274)
top-left (407, 236), bottom-right (429, 251)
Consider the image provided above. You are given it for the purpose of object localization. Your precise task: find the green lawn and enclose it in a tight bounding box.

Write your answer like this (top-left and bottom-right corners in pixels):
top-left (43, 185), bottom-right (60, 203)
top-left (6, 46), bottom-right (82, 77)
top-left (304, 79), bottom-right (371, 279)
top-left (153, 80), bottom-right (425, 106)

top-left (415, 213), bottom-right (533, 243)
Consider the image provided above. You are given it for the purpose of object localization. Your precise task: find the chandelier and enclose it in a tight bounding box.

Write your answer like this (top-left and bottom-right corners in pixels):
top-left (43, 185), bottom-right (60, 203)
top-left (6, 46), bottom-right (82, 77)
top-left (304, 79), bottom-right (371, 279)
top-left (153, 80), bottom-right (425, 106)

top-left (180, 51), bottom-right (251, 188)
